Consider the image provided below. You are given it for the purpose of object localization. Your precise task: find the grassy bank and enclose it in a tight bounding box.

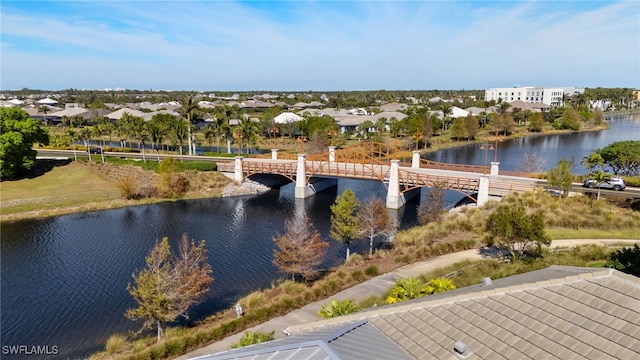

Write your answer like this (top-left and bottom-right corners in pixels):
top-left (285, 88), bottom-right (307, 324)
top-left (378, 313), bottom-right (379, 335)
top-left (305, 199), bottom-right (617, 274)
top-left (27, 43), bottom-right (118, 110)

top-left (0, 159), bottom-right (232, 223)
top-left (89, 190), bottom-right (640, 360)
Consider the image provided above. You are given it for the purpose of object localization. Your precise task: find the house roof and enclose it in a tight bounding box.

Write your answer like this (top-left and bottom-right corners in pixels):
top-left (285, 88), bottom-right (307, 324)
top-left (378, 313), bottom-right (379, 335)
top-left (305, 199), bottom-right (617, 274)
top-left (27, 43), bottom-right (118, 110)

top-left (199, 266), bottom-right (640, 360)
top-left (371, 111), bottom-right (407, 121)
top-left (195, 319), bottom-right (411, 360)
top-left (380, 102), bottom-right (408, 112)
top-left (336, 115), bottom-right (373, 127)
top-left (49, 107), bottom-right (90, 118)
top-left (508, 100), bottom-right (551, 112)
top-left (274, 112), bottom-right (304, 124)
top-left (106, 108), bottom-right (146, 120)
top-left (37, 97), bottom-right (58, 104)
top-left (296, 266), bottom-right (640, 359)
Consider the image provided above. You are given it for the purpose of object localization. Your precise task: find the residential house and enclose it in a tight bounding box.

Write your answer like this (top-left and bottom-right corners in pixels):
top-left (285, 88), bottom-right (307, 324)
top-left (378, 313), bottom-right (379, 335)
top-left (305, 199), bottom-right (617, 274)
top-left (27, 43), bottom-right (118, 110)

top-left (197, 266), bottom-right (640, 360)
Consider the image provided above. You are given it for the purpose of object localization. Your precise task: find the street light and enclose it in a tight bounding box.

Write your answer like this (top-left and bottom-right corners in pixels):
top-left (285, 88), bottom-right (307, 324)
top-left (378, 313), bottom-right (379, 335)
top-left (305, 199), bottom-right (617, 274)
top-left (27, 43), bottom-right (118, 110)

top-left (327, 128), bottom-right (338, 147)
top-left (270, 125), bottom-right (279, 148)
top-left (479, 142), bottom-right (494, 174)
top-left (296, 134), bottom-right (307, 153)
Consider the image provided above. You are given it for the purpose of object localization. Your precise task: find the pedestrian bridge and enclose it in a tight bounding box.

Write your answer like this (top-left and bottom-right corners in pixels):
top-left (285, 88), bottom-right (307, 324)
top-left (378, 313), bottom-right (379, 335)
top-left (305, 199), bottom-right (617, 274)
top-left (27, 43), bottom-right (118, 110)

top-left (227, 142), bottom-right (540, 209)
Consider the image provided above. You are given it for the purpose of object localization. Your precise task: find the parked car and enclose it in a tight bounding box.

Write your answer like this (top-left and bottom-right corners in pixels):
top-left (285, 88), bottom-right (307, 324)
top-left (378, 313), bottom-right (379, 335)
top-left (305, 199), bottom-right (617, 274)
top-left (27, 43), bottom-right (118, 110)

top-left (583, 176), bottom-right (626, 191)
top-left (88, 148), bottom-right (102, 154)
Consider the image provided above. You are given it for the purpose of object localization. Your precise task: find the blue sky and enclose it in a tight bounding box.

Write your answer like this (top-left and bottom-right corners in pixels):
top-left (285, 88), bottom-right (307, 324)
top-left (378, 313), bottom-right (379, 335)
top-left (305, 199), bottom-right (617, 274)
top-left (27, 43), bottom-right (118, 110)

top-left (1, 1), bottom-right (638, 91)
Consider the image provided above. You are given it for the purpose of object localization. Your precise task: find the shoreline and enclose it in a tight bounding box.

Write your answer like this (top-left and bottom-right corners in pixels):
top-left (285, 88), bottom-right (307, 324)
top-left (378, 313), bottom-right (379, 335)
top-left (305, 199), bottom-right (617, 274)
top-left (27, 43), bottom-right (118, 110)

top-left (0, 119), bottom-right (629, 224)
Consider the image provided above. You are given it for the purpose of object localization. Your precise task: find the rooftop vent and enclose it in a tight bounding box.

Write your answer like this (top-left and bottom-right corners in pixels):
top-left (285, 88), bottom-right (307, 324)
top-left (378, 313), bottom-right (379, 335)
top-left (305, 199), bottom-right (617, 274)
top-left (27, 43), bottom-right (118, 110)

top-left (481, 277), bottom-right (492, 287)
top-left (454, 341), bottom-right (472, 359)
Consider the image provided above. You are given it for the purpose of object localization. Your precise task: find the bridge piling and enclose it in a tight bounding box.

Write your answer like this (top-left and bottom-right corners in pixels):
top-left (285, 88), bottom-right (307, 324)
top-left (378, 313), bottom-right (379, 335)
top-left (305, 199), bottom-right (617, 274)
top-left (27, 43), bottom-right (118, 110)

top-left (412, 151), bottom-right (420, 169)
top-left (234, 157), bottom-right (243, 183)
top-left (491, 162), bottom-right (500, 176)
top-left (329, 146), bottom-right (336, 163)
top-left (478, 175), bottom-right (490, 206)
top-left (386, 159), bottom-right (406, 209)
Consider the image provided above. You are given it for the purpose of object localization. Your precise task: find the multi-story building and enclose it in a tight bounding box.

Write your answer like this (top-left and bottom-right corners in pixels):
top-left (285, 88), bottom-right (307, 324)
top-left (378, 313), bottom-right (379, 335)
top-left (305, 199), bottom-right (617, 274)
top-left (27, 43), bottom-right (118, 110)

top-left (485, 86), bottom-right (585, 107)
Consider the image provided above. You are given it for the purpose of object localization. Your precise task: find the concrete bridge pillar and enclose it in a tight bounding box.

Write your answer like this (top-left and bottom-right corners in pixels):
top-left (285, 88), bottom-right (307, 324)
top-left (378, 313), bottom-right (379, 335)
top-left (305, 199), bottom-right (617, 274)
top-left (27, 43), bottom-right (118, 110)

top-left (490, 162), bottom-right (500, 176)
top-left (412, 151), bottom-right (421, 168)
top-left (477, 175), bottom-right (489, 206)
top-left (386, 159), bottom-right (405, 209)
top-left (271, 149), bottom-right (279, 160)
top-left (328, 146), bottom-right (336, 163)
top-left (234, 156), bottom-right (243, 183)
top-left (295, 154), bottom-right (309, 198)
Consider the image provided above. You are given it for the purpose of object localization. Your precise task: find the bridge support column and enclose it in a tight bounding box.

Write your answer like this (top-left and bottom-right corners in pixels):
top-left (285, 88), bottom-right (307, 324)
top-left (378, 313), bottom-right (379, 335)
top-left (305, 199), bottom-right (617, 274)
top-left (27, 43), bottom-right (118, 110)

top-left (490, 162), bottom-right (500, 176)
top-left (386, 159), bottom-right (405, 209)
top-left (328, 146), bottom-right (336, 163)
top-left (234, 156), bottom-right (243, 183)
top-left (295, 154), bottom-right (310, 198)
top-left (271, 149), bottom-right (279, 160)
top-left (477, 175), bottom-right (489, 206)
top-left (412, 151), bottom-right (420, 168)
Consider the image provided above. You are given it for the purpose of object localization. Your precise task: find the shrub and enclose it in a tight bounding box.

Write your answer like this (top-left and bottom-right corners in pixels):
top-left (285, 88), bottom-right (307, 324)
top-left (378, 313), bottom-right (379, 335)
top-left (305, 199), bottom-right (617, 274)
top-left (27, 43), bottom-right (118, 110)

top-left (318, 299), bottom-right (358, 319)
top-left (605, 244), bottom-right (640, 277)
top-left (386, 277), bottom-right (455, 304)
top-left (229, 331), bottom-right (275, 349)
top-left (386, 277), bottom-right (429, 304)
top-left (116, 177), bottom-right (139, 199)
top-left (351, 270), bottom-right (365, 282)
top-left (105, 334), bottom-right (127, 354)
top-left (364, 265), bottom-right (379, 276)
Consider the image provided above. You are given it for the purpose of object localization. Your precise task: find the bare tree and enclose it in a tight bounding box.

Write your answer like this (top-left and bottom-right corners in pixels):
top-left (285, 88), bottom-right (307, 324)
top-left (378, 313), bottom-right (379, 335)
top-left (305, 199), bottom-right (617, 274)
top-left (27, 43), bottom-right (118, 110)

top-left (357, 197), bottom-right (396, 256)
top-left (273, 215), bottom-right (329, 281)
top-left (126, 235), bottom-right (213, 342)
top-left (418, 184), bottom-right (446, 225)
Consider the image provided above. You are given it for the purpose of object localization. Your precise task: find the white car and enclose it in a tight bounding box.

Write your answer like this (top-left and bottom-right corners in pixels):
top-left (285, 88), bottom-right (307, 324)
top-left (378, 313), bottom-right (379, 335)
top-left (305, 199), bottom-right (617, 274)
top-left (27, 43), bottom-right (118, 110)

top-left (583, 177), bottom-right (626, 191)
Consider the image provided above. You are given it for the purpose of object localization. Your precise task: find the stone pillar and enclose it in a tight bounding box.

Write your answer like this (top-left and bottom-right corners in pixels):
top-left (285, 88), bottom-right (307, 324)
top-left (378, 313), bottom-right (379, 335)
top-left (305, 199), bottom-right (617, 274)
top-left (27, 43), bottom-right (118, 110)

top-left (477, 175), bottom-right (489, 206)
top-left (412, 150), bottom-right (421, 169)
top-left (328, 146), bottom-right (336, 163)
top-left (271, 149), bottom-right (279, 160)
top-left (386, 160), bottom-right (406, 209)
top-left (490, 162), bottom-right (500, 176)
top-left (234, 156), bottom-right (243, 183)
top-left (295, 154), bottom-right (307, 198)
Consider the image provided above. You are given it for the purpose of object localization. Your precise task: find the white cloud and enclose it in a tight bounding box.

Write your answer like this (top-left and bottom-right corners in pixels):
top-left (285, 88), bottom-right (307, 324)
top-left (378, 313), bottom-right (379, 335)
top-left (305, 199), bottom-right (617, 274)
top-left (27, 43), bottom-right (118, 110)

top-left (1, 1), bottom-right (637, 90)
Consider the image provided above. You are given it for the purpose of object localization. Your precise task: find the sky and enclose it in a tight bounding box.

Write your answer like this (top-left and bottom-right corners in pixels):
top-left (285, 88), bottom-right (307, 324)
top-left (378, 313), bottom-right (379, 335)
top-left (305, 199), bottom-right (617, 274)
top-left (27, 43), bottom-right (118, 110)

top-left (1, 0), bottom-right (639, 91)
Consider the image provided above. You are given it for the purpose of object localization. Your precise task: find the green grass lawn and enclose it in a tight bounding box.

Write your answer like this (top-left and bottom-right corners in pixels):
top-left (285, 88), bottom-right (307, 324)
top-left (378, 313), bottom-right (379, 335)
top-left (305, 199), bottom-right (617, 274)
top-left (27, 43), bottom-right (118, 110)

top-left (1, 162), bottom-right (120, 216)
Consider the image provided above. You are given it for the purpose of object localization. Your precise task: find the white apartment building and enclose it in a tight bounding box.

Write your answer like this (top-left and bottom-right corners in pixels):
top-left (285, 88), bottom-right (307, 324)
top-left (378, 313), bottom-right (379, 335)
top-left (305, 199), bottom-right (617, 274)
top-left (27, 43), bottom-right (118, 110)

top-left (485, 86), bottom-right (585, 107)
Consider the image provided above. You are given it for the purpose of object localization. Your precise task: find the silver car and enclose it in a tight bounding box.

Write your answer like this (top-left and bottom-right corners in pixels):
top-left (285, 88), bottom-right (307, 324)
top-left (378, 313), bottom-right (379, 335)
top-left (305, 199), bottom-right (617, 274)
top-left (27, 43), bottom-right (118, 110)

top-left (583, 177), bottom-right (626, 191)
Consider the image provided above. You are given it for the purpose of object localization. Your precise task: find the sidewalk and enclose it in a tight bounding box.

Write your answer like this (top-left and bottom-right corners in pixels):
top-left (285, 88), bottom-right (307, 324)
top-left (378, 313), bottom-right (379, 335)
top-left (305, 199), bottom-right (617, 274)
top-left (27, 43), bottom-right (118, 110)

top-left (177, 239), bottom-right (639, 359)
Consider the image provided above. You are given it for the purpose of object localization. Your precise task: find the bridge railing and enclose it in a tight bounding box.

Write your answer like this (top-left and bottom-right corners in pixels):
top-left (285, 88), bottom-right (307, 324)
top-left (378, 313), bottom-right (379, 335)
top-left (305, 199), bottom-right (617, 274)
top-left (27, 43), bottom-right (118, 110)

top-left (397, 169), bottom-right (480, 193)
top-left (415, 158), bottom-right (488, 174)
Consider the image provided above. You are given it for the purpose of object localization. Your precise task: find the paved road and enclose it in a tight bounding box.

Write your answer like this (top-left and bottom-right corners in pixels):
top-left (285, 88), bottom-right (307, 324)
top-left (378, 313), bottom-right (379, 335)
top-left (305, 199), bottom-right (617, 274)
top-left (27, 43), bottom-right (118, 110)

top-left (177, 239), bottom-right (640, 359)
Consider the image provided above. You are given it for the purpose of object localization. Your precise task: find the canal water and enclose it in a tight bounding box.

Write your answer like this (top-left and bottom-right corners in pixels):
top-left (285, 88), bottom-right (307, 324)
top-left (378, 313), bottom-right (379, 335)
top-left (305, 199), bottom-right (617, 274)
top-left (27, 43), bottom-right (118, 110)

top-left (1, 116), bottom-right (638, 359)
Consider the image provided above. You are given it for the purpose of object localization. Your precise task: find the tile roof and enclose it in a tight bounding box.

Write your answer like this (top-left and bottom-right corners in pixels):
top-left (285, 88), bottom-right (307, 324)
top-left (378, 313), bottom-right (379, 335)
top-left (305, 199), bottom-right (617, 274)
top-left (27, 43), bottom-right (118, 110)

top-left (294, 266), bottom-right (640, 360)
top-left (195, 266), bottom-right (640, 360)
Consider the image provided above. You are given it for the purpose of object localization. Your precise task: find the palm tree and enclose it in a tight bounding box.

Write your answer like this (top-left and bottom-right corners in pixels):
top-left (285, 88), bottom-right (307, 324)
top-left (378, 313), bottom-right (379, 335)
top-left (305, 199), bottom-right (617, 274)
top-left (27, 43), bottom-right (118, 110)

top-left (67, 128), bottom-right (78, 161)
top-left (79, 127), bottom-right (93, 161)
top-left (38, 105), bottom-right (50, 125)
top-left (147, 122), bottom-right (164, 162)
top-left (441, 104), bottom-right (452, 131)
top-left (128, 116), bottom-right (148, 162)
top-left (203, 125), bottom-right (216, 154)
top-left (172, 120), bottom-right (188, 162)
top-left (238, 117), bottom-right (259, 154)
top-left (581, 153), bottom-right (604, 174)
top-left (179, 95), bottom-right (199, 156)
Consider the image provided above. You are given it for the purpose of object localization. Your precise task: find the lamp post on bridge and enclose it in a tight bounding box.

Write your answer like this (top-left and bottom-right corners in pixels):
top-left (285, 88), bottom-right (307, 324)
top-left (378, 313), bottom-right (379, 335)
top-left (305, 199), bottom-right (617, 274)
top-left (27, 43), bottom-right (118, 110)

top-left (479, 142), bottom-right (494, 174)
